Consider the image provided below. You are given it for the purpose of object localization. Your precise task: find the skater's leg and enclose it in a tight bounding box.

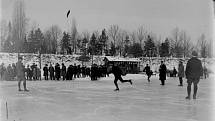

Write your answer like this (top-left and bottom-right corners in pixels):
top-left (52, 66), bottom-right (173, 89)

top-left (193, 78), bottom-right (200, 99)
top-left (18, 79), bottom-right (22, 91)
top-left (178, 77), bottom-right (183, 86)
top-left (186, 79), bottom-right (192, 99)
top-left (23, 78), bottom-right (29, 91)
top-left (118, 76), bottom-right (132, 85)
top-left (114, 77), bottom-right (119, 91)
top-left (147, 74), bottom-right (151, 82)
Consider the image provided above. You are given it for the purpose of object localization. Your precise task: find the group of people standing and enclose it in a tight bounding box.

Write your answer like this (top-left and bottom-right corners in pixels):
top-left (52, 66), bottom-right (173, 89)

top-left (143, 51), bottom-right (203, 99)
top-left (42, 63), bottom-right (109, 81)
top-left (0, 63), bottom-right (16, 81)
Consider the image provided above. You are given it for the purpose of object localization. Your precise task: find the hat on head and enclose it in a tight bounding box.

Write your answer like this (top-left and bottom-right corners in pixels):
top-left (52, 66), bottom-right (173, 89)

top-left (192, 51), bottom-right (198, 57)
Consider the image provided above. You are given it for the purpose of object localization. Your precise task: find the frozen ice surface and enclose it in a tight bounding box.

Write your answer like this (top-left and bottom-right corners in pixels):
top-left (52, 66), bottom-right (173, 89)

top-left (0, 74), bottom-right (214, 121)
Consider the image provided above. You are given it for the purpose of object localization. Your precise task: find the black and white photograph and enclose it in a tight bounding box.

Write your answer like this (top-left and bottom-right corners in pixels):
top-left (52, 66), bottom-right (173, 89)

top-left (0, 0), bottom-right (215, 121)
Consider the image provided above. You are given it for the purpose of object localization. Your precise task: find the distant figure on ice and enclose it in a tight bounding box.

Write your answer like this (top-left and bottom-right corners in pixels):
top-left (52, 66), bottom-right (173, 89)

top-left (26, 65), bottom-right (31, 80)
top-left (49, 64), bottom-right (55, 80)
top-left (177, 61), bottom-right (184, 86)
top-left (159, 61), bottom-right (167, 85)
top-left (185, 51), bottom-right (203, 99)
top-left (61, 63), bottom-right (66, 80)
top-left (143, 64), bottom-right (152, 82)
top-left (172, 67), bottom-right (177, 77)
top-left (16, 57), bottom-right (29, 91)
top-left (43, 64), bottom-right (49, 80)
top-left (55, 63), bottom-right (61, 80)
top-left (108, 63), bottom-right (132, 91)
top-left (36, 66), bottom-right (41, 80)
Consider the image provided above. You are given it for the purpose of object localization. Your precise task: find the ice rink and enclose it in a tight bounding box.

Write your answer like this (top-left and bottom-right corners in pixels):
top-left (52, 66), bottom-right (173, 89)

top-left (0, 74), bottom-right (214, 121)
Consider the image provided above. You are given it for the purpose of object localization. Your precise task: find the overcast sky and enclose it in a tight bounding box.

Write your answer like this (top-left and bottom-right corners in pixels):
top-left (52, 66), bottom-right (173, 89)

top-left (1, 0), bottom-right (214, 42)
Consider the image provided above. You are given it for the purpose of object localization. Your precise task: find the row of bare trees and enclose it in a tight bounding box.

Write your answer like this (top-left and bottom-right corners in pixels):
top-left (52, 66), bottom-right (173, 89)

top-left (0, 0), bottom-right (212, 58)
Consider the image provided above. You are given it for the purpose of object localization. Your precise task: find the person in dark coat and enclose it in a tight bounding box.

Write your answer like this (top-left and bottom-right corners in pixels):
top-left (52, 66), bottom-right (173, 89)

top-left (12, 63), bottom-right (17, 80)
top-left (185, 51), bottom-right (203, 99)
top-left (159, 61), bottom-right (167, 85)
top-left (91, 64), bottom-right (97, 80)
top-left (73, 63), bottom-right (77, 78)
top-left (67, 65), bottom-right (73, 80)
top-left (177, 61), bottom-right (184, 86)
top-left (172, 67), bottom-right (177, 77)
top-left (25, 65), bottom-right (31, 80)
top-left (143, 64), bottom-right (152, 82)
top-left (55, 63), bottom-right (61, 81)
top-left (16, 57), bottom-right (28, 91)
top-left (43, 64), bottom-right (49, 80)
top-left (61, 63), bottom-right (66, 80)
top-left (49, 64), bottom-right (55, 80)
top-left (108, 63), bottom-right (133, 91)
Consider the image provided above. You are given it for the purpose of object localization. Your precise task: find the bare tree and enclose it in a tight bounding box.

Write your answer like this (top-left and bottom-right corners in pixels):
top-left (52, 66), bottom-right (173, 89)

top-left (93, 30), bottom-right (100, 39)
top-left (108, 25), bottom-right (120, 46)
top-left (70, 18), bottom-right (78, 54)
top-left (117, 29), bottom-right (127, 56)
top-left (44, 25), bottom-right (62, 54)
top-left (170, 27), bottom-right (183, 57)
top-left (130, 31), bottom-right (136, 44)
top-left (0, 20), bottom-right (9, 51)
top-left (197, 34), bottom-right (209, 58)
top-left (180, 30), bottom-right (192, 58)
top-left (81, 31), bottom-right (90, 42)
top-left (12, 0), bottom-right (27, 52)
top-left (136, 26), bottom-right (148, 49)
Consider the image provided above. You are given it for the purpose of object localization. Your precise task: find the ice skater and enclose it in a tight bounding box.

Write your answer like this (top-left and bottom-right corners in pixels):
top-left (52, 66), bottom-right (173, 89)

top-left (185, 51), bottom-right (203, 99)
top-left (16, 56), bottom-right (29, 91)
top-left (143, 64), bottom-right (152, 82)
top-left (159, 61), bottom-right (167, 85)
top-left (177, 60), bottom-right (184, 86)
top-left (108, 63), bottom-right (132, 91)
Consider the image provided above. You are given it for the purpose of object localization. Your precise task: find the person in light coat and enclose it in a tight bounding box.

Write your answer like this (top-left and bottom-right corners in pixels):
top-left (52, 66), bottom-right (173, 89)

top-left (177, 60), bottom-right (184, 86)
top-left (16, 57), bottom-right (28, 91)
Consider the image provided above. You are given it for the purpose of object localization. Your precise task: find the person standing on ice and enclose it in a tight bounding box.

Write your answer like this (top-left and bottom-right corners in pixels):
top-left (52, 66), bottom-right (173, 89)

top-left (49, 64), bottom-right (55, 80)
top-left (177, 60), bottom-right (184, 86)
top-left (159, 61), bottom-right (167, 85)
top-left (108, 63), bottom-right (133, 91)
top-left (55, 63), bottom-right (61, 81)
top-left (185, 51), bottom-right (203, 99)
top-left (43, 64), bottom-right (49, 80)
top-left (61, 63), bottom-right (66, 80)
top-left (143, 64), bottom-right (152, 82)
top-left (16, 56), bottom-right (29, 91)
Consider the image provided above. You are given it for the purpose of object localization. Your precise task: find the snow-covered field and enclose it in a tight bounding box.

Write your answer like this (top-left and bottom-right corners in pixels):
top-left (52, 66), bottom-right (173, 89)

top-left (0, 74), bottom-right (214, 121)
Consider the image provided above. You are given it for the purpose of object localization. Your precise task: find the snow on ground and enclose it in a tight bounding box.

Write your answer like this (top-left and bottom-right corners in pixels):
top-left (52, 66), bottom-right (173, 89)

top-left (0, 74), bottom-right (214, 121)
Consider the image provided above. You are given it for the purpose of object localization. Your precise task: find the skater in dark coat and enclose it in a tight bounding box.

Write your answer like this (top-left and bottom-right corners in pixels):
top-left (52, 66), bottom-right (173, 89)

top-left (49, 64), bottom-right (55, 80)
top-left (61, 63), bottom-right (66, 80)
top-left (55, 63), bottom-right (61, 80)
top-left (108, 63), bottom-right (133, 91)
top-left (159, 61), bottom-right (167, 85)
top-left (185, 51), bottom-right (203, 99)
top-left (143, 64), bottom-right (152, 82)
top-left (43, 64), bottom-right (49, 80)
top-left (178, 61), bottom-right (184, 86)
